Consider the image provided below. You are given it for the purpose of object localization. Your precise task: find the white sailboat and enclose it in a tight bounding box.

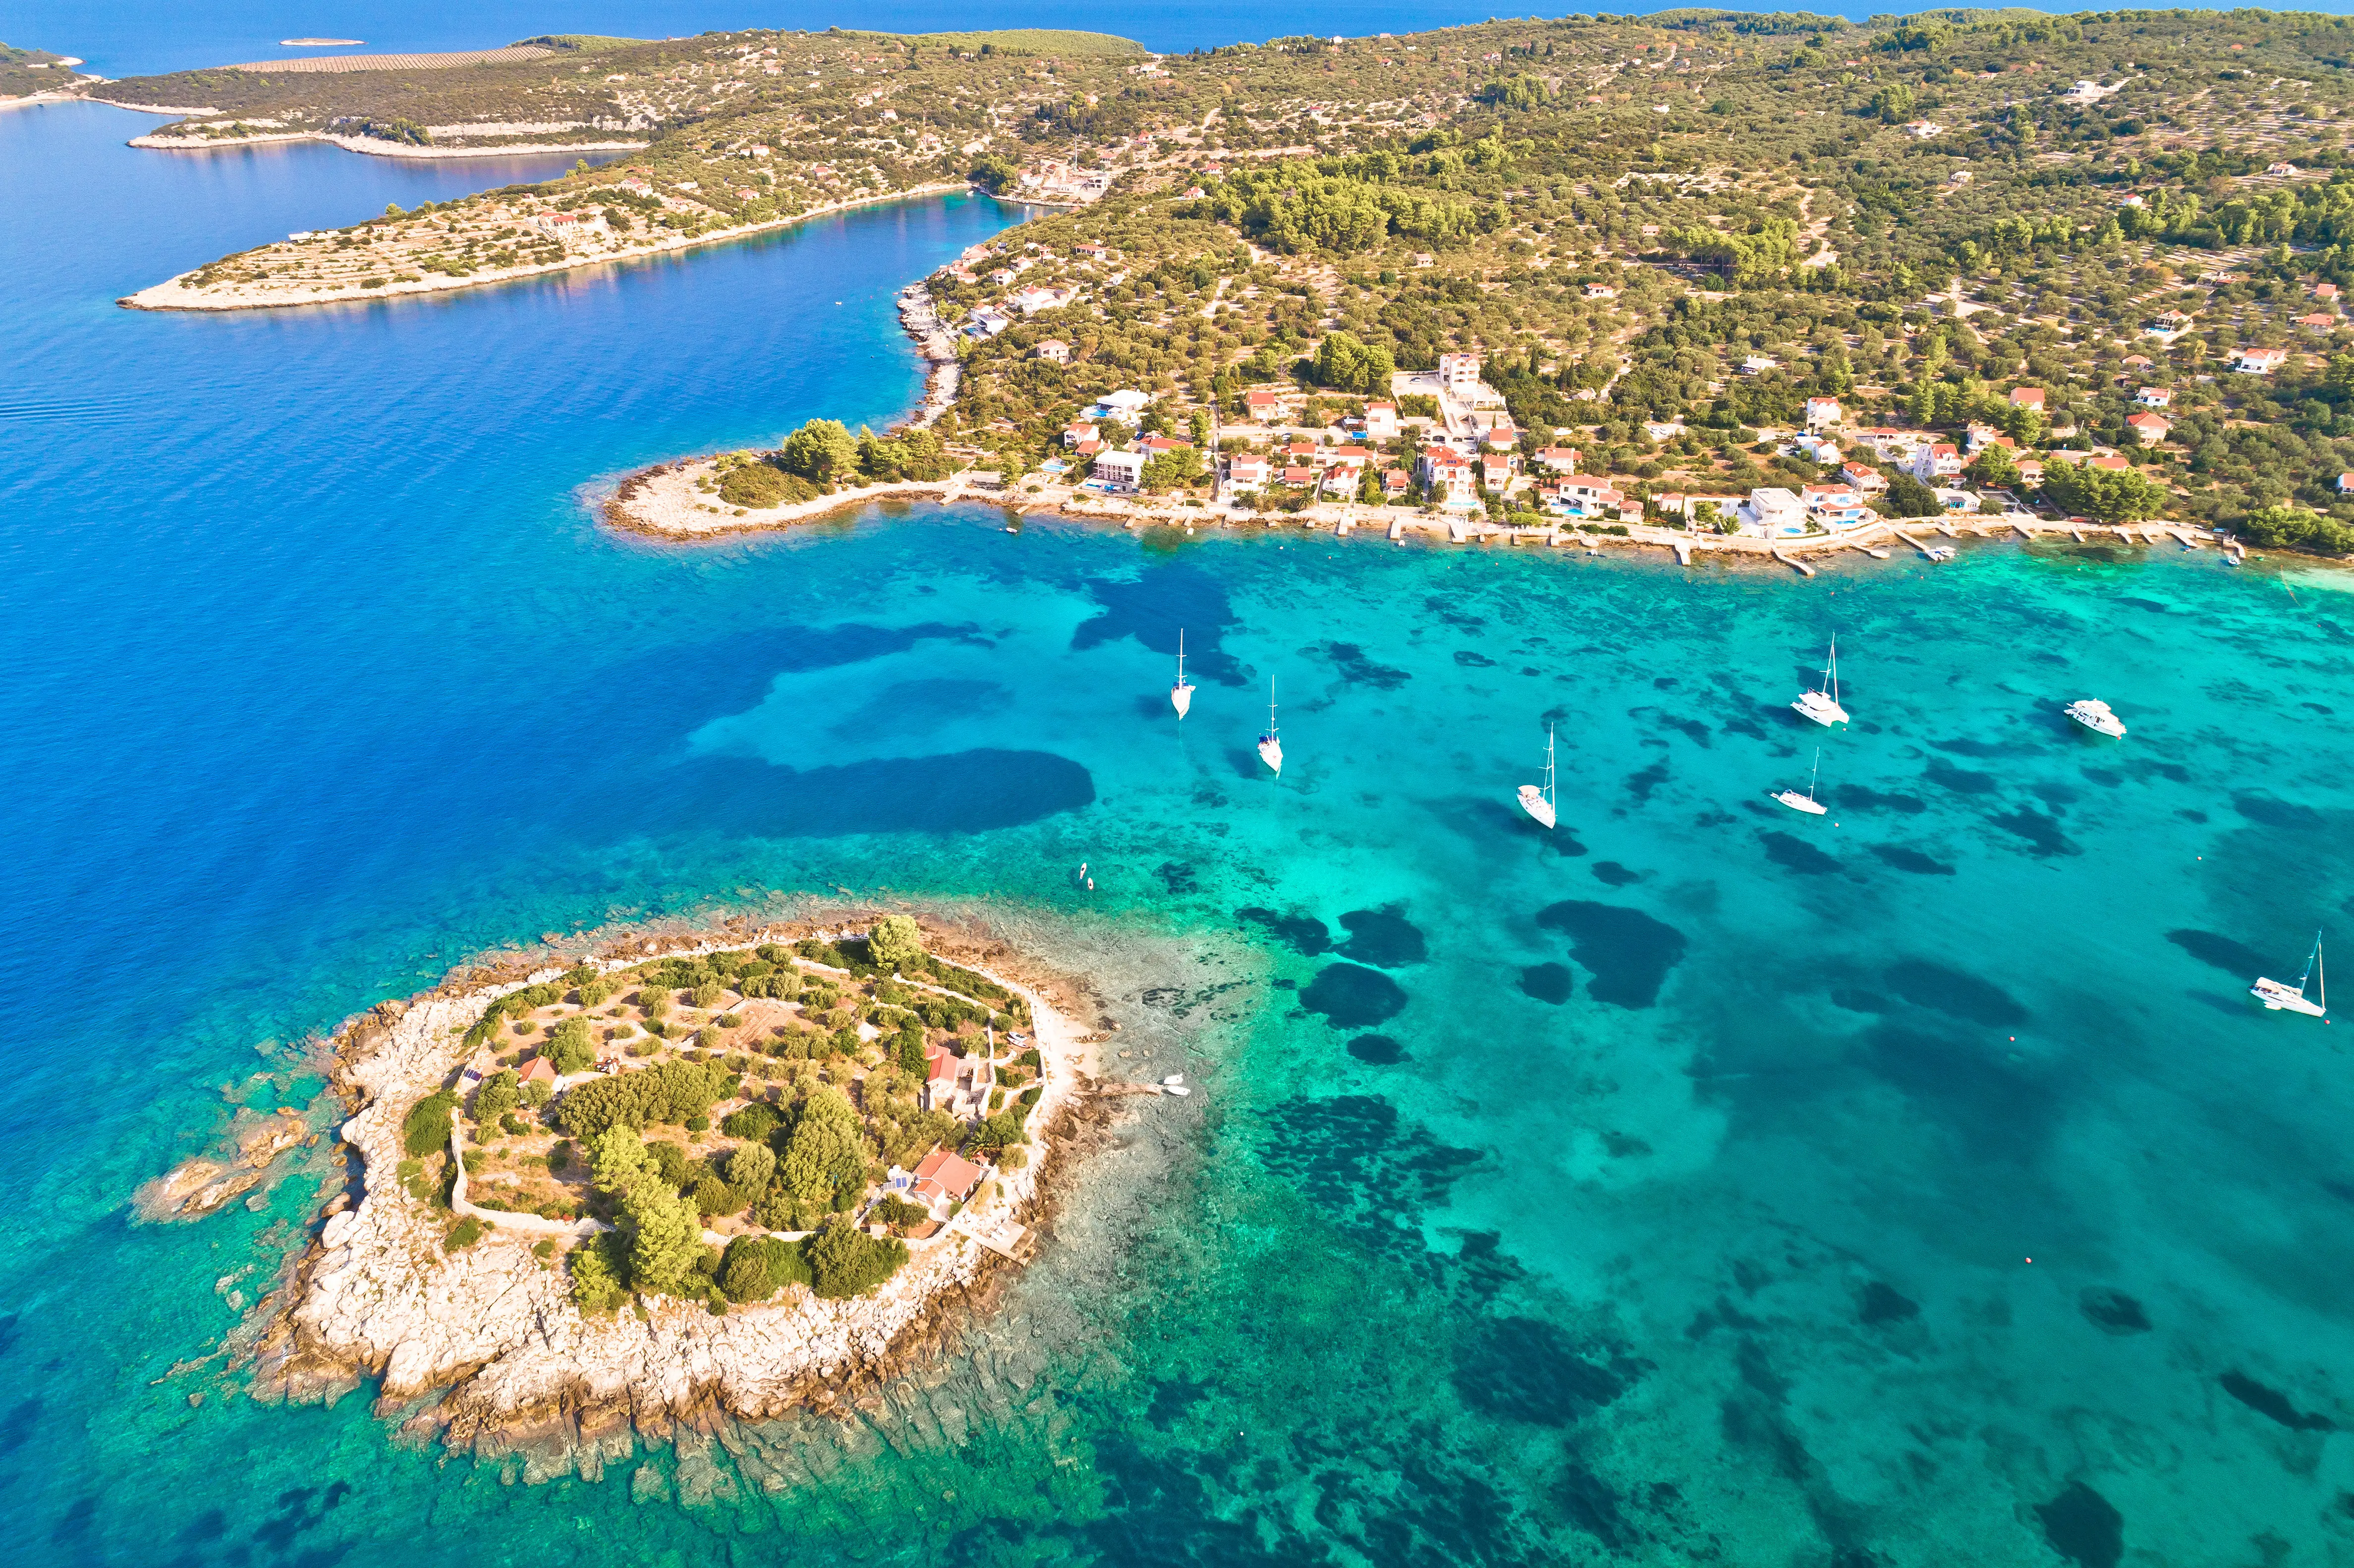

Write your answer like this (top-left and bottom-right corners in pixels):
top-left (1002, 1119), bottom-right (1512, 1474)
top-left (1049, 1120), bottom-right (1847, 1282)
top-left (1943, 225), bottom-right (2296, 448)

top-left (1516, 725), bottom-right (1558, 829)
top-left (1793, 636), bottom-right (1850, 727)
top-left (1256, 679), bottom-right (1283, 776)
top-left (1774, 747), bottom-right (1830, 815)
top-left (1170, 629), bottom-right (1194, 719)
top-left (2064, 698), bottom-right (2127, 738)
top-left (2252, 932), bottom-right (2328, 1017)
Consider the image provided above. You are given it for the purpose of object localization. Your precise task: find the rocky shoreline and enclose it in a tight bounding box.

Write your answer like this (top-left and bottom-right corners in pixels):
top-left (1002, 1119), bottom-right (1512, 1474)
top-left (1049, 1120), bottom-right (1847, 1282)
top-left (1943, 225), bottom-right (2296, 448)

top-left (240, 914), bottom-right (1108, 1474)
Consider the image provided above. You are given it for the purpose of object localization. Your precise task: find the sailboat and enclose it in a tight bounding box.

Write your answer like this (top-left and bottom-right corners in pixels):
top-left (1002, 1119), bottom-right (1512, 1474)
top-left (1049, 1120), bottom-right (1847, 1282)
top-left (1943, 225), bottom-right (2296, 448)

top-left (1792, 636), bottom-right (1850, 727)
top-left (2252, 932), bottom-right (2328, 1017)
top-left (1170, 629), bottom-right (1194, 719)
top-left (1256, 679), bottom-right (1283, 776)
top-left (1517, 725), bottom-right (1558, 829)
top-left (1773, 747), bottom-right (1829, 815)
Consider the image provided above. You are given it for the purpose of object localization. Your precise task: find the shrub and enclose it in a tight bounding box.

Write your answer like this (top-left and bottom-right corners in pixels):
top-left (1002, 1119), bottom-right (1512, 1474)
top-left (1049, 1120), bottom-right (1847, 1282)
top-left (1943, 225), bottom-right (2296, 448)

top-left (869, 915), bottom-right (925, 972)
top-left (806, 1216), bottom-right (908, 1299)
top-left (578, 976), bottom-right (617, 1008)
top-left (872, 1194), bottom-right (929, 1228)
top-left (555, 1059), bottom-right (729, 1138)
top-left (721, 1102), bottom-right (781, 1142)
top-left (647, 1141), bottom-right (692, 1189)
top-left (2237, 504), bottom-right (2354, 555)
top-left (719, 1234), bottom-right (812, 1302)
top-left (445, 1217), bottom-right (484, 1251)
top-left (403, 1090), bottom-right (459, 1158)
top-left (521, 1079), bottom-right (553, 1110)
top-left (780, 1089), bottom-right (870, 1204)
top-left (532, 1238), bottom-right (555, 1259)
top-left (548, 1138), bottom-right (573, 1172)
top-left (690, 982), bottom-right (724, 1009)
top-left (501, 1112), bottom-right (529, 1136)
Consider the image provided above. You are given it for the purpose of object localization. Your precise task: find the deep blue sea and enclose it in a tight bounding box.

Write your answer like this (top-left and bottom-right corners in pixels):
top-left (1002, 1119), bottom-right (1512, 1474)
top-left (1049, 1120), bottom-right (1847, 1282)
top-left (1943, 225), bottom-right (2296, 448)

top-left (8, 65), bottom-right (2354, 1568)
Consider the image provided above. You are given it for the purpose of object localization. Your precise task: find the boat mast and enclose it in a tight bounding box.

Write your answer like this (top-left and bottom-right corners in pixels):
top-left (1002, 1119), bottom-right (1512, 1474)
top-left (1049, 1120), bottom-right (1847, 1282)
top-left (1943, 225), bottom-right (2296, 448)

top-left (1177, 629), bottom-right (1186, 684)
top-left (1808, 746), bottom-right (1821, 804)
top-left (1544, 724), bottom-right (1557, 809)
top-left (1827, 635), bottom-right (1839, 707)
top-left (1268, 676), bottom-right (1278, 736)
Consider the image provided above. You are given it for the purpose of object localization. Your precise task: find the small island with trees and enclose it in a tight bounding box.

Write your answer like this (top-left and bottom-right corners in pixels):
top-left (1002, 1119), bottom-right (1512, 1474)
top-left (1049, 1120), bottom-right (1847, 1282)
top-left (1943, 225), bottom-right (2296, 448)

top-left (253, 913), bottom-right (1096, 1469)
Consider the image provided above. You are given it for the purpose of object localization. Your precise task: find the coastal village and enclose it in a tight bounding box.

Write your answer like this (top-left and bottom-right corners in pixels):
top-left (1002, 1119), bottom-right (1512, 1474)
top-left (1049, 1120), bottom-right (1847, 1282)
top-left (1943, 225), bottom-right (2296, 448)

top-left (70, 14), bottom-right (2354, 556)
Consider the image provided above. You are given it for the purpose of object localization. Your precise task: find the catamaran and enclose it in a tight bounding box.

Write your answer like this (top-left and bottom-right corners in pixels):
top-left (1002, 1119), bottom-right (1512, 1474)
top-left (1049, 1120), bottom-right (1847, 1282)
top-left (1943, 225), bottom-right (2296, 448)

top-left (1256, 679), bottom-right (1283, 776)
top-left (1774, 748), bottom-right (1829, 815)
top-left (2064, 698), bottom-right (2127, 738)
top-left (1793, 636), bottom-right (1850, 727)
top-left (1517, 725), bottom-right (1558, 829)
top-left (2252, 932), bottom-right (2328, 1018)
top-left (1170, 629), bottom-right (1194, 719)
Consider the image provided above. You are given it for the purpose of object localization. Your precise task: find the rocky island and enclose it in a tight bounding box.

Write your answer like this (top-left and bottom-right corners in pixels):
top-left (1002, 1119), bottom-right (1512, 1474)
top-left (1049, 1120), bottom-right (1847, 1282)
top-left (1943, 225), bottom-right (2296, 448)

top-left (248, 914), bottom-right (1102, 1470)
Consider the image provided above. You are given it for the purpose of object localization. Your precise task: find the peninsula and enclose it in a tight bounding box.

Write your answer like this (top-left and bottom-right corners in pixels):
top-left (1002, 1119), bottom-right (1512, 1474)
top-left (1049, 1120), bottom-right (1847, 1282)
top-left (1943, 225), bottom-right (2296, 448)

top-left (249, 914), bottom-right (1104, 1465)
top-left (43, 12), bottom-right (2354, 555)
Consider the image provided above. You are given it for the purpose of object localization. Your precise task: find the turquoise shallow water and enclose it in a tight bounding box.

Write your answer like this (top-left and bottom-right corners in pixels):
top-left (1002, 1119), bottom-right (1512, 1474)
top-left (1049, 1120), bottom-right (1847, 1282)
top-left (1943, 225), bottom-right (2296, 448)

top-left (7, 95), bottom-right (2354, 1568)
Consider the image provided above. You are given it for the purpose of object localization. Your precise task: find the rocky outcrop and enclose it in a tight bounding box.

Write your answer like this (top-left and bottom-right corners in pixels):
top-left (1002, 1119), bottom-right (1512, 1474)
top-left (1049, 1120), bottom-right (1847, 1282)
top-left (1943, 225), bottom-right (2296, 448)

top-left (249, 924), bottom-right (1089, 1471)
top-left (137, 1111), bottom-right (315, 1220)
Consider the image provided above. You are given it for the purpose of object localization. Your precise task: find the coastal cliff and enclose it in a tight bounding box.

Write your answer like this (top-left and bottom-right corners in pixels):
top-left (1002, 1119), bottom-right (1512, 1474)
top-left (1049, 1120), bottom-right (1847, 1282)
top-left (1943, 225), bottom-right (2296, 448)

top-left (248, 918), bottom-right (1102, 1470)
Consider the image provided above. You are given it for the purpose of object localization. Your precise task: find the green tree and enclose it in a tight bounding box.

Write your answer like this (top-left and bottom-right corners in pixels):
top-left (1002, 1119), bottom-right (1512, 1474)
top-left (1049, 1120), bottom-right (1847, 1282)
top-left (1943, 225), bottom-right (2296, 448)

top-left (725, 1141), bottom-right (776, 1193)
top-left (968, 154), bottom-right (1019, 193)
top-left (403, 1089), bottom-right (458, 1158)
top-left (1881, 469), bottom-right (1943, 518)
top-left (1311, 330), bottom-right (1397, 394)
top-left (587, 1126), bottom-right (652, 1193)
top-left (1965, 445), bottom-right (2019, 488)
top-left (547, 1016), bottom-right (594, 1075)
top-left (2236, 504), bottom-right (2354, 554)
top-left (473, 1070), bottom-right (519, 1140)
top-left (806, 1215), bottom-right (909, 1298)
top-left (568, 1232), bottom-right (628, 1313)
top-left (869, 914), bottom-right (924, 972)
top-left (2043, 460), bottom-right (2167, 521)
top-left (1871, 81), bottom-right (1916, 124)
top-left (625, 1180), bottom-right (703, 1296)
top-left (780, 1088), bottom-right (870, 1205)
top-left (778, 418), bottom-right (860, 484)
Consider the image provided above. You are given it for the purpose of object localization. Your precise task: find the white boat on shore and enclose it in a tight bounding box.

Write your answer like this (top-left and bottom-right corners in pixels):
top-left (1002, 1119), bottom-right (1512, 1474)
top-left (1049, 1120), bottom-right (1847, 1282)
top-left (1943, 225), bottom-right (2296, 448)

top-left (1257, 679), bottom-right (1283, 776)
top-left (2065, 698), bottom-right (2127, 738)
top-left (1170, 629), bottom-right (1194, 719)
top-left (2252, 933), bottom-right (2327, 1017)
top-left (1517, 725), bottom-right (1558, 829)
top-left (1792, 636), bottom-right (1850, 727)
top-left (1774, 748), bottom-right (1829, 815)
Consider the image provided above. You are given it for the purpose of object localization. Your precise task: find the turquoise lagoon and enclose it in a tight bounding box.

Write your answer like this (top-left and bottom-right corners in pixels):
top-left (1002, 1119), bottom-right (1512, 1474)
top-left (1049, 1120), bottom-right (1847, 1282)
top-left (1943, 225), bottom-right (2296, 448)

top-left (5, 94), bottom-right (2354, 1568)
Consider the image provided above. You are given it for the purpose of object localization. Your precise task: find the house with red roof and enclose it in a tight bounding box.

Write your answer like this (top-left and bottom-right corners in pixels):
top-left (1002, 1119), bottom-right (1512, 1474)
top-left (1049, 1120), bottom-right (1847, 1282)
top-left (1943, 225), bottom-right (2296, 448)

top-left (1244, 389), bottom-right (1284, 421)
top-left (2125, 411), bottom-right (2171, 444)
top-left (520, 1056), bottom-right (559, 1088)
top-left (2136, 387), bottom-right (2172, 409)
top-left (2009, 387), bottom-right (2046, 411)
top-left (908, 1147), bottom-right (987, 1216)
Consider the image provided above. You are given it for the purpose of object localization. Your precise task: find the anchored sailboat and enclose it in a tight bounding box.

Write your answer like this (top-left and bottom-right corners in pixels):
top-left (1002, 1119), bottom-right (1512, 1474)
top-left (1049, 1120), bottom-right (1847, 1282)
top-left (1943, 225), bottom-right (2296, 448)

top-left (1517, 725), bottom-right (1558, 829)
top-left (2252, 932), bottom-right (2328, 1018)
top-left (1774, 747), bottom-right (1829, 815)
top-left (1256, 679), bottom-right (1283, 776)
top-left (1170, 629), bottom-right (1194, 719)
top-left (1793, 636), bottom-right (1850, 727)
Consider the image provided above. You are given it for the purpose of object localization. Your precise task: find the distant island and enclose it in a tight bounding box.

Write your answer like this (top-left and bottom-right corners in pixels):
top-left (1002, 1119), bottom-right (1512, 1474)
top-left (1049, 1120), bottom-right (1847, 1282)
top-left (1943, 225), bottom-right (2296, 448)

top-left (241, 914), bottom-right (1104, 1464)
top-left (37, 12), bottom-right (2354, 557)
top-left (280, 39), bottom-right (365, 47)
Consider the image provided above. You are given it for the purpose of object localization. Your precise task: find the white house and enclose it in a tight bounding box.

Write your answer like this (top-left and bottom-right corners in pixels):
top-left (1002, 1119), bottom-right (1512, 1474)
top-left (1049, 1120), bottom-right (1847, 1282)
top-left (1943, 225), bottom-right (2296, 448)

top-left (2234, 347), bottom-right (2290, 374)
top-left (1225, 454), bottom-right (1271, 494)
top-left (1437, 352), bottom-right (1485, 391)
top-left (1092, 449), bottom-right (1146, 492)
top-left (1805, 396), bottom-right (1842, 430)
top-left (2135, 386), bottom-right (2171, 408)
top-left (1911, 443), bottom-right (1965, 481)
top-left (1364, 401), bottom-right (1399, 440)
top-left (1742, 487), bottom-right (1807, 536)
top-left (1101, 389), bottom-right (1153, 415)
top-left (2125, 411), bottom-right (2171, 444)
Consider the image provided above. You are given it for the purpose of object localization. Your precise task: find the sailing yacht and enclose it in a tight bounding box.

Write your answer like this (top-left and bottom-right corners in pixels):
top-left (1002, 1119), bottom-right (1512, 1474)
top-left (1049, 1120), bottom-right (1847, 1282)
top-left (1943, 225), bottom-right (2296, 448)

top-left (1773, 748), bottom-right (1830, 815)
top-left (1256, 679), bottom-right (1283, 776)
top-left (2252, 933), bottom-right (2328, 1017)
top-left (1517, 725), bottom-right (1558, 829)
top-left (1170, 630), bottom-right (1194, 719)
top-left (1793, 636), bottom-right (1850, 727)
top-left (2064, 698), bottom-right (2127, 738)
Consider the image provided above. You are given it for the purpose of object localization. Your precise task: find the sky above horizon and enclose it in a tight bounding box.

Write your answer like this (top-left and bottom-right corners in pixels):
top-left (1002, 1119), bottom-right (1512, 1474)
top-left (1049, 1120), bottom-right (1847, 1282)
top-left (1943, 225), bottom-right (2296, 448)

top-left (22, 0), bottom-right (2354, 83)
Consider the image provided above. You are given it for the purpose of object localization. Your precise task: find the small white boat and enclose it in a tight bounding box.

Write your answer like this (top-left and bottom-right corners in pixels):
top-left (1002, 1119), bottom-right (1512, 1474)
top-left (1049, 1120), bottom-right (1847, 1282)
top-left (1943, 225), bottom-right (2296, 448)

top-left (1925, 545), bottom-right (1956, 561)
top-left (1161, 1073), bottom-right (1186, 1086)
top-left (2252, 933), bottom-right (2328, 1018)
top-left (1161, 1083), bottom-right (1193, 1097)
top-left (2065, 698), bottom-right (2127, 738)
top-left (1792, 635), bottom-right (1850, 727)
top-left (1257, 678), bottom-right (1283, 775)
top-left (1170, 629), bottom-right (1194, 719)
top-left (1517, 724), bottom-right (1558, 830)
top-left (1774, 747), bottom-right (1829, 815)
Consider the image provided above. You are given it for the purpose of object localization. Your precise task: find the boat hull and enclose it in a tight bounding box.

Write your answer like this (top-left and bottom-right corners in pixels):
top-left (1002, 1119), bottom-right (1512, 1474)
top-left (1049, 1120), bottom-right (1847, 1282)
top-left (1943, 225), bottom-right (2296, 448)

top-left (2065, 701), bottom-right (2127, 738)
top-left (2251, 979), bottom-right (2327, 1016)
top-left (1257, 736), bottom-right (1283, 775)
top-left (1171, 682), bottom-right (1193, 719)
top-left (1773, 789), bottom-right (1828, 815)
top-left (1516, 784), bottom-right (1555, 829)
top-left (1793, 695), bottom-right (1850, 726)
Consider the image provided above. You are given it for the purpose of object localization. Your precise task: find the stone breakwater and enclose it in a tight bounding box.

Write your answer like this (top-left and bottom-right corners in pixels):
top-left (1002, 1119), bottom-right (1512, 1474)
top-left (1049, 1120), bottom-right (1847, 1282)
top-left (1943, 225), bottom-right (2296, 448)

top-left (246, 920), bottom-right (1100, 1472)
